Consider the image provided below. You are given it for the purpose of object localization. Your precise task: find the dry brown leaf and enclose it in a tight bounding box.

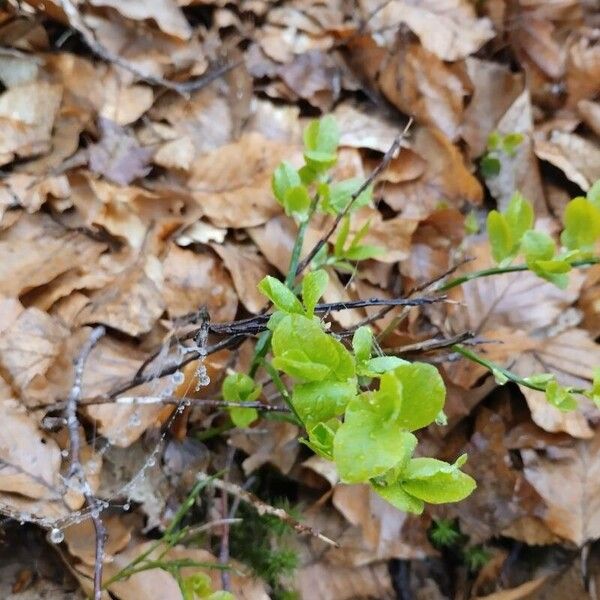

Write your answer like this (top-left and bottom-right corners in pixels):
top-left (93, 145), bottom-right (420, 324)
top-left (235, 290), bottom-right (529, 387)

top-left (379, 38), bottom-right (467, 141)
top-left (485, 91), bottom-right (546, 215)
top-left (566, 33), bottom-right (600, 106)
top-left (88, 0), bottom-right (191, 39)
top-left (76, 256), bottom-right (164, 337)
top-left (578, 99), bottom-right (600, 137)
top-left (360, 0), bottom-right (495, 61)
top-left (153, 136), bottom-right (195, 171)
top-left (162, 245), bottom-right (238, 321)
top-left (278, 50), bottom-right (341, 112)
top-left (534, 130), bottom-right (600, 192)
top-left (297, 562), bottom-right (395, 600)
top-left (382, 126), bottom-right (483, 218)
top-left (522, 432), bottom-right (600, 546)
top-left (229, 420), bottom-right (300, 475)
top-left (100, 80), bottom-right (153, 126)
top-left (0, 213), bottom-right (107, 297)
top-left (0, 81), bottom-right (62, 165)
top-left (0, 399), bottom-right (68, 521)
top-left (473, 577), bottom-right (548, 600)
top-left (461, 58), bottom-right (524, 158)
top-left (189, 133), bottom-right (299, 228)
top-left (211, 242), bottom-right (271, 313)
top-left (0, 307), bottom-right (69, 396)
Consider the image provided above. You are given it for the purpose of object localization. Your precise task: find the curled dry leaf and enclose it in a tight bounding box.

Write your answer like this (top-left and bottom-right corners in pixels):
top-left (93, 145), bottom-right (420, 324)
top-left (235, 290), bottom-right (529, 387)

top-left (0, 399), bottom-right (68, 521)
top-left (360, 0), bottom-right (495, 61)
top-left (162, 244), bottom-right (238, 321)
top-left (88, 0), bottom-right (192, 40)
top-left (0, 81), bottom-right (62, 165)
top-left (378, 38), bottom-right (467, 141)
top-left (189, 132), bottom-right (299, 228)
top-left (211, 242), bottom-right (271, 313)
top-left (76, 256), bottom-right (165, 337)
top-left (382, 126), bottom-right (483, 218)
top-left (522, 432), bottom-right (600, 546)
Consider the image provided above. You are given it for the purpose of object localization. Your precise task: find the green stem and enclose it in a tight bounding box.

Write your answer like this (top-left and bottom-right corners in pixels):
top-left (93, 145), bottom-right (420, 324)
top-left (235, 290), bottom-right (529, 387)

top-left (249, 212), bottom-right (313, 377)
top-left (260, 359), bottom-right (302, 425)
top-left (438, 258), bottom-right (600, 292)
top-left (451, 344), bottom-right (586, 394)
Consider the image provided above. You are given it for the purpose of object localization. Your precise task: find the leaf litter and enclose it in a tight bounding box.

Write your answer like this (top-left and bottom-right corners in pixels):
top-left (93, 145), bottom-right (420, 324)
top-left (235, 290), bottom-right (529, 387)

top-left (0, 0), bottom-right (600, 598)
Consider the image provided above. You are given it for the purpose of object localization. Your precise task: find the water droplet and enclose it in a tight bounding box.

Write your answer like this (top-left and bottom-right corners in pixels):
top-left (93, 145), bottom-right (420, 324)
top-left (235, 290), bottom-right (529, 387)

top-left (49, 528), bottom-right (64, 544)
top-left (171, 371), bottom-right (185, 385)
top-left (123, 503), bottom-right (130, 511)
top-left (61, 449), bottom-right (69, 458)
top-left (147, 457), bottom-right (156, 467)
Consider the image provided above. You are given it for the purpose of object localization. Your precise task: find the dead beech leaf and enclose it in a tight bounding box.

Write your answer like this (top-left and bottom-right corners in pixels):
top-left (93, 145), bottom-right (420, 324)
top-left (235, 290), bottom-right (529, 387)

top-left (230, 421), bottom-right (300, 475)
top-left (485, 91), bottom-right (546, 215)
top-left (473, 577), bottom-right (548, 600)
top-left (0, 173), bottom-right (70, 214)
top-left (0, 81), bottom-right (62, 165)
top-left (89, 0), bottom-right (191, 40)
top-left (0, 307), bottom-right (68, 396)
top-left (566, 33), bottom-right (600, 106)
top-left (0, 213), bottom-right (106, 297)
top-left (88, 118), bottom-right (154, 186)
top-left (332, 484), bottom-right (432, 564)
top-left (578, 99), bottom-right (600, 138)
top-left (278, 50), bottom-right (341, 112)
top-left (105, 543), bottom-right (268, 600)
top-left (378, 38), bottom-right (467, 141)
top-left (360, 0), bottom-right (494, 61)
top-left (333, 103), bottom-right (407, 153)
top-left (297, 562), bottom-right (395, 600)
top-left (383, 126), bottom-right (483, 218)
top-left (189, 133), bottom-right (299, 228)
top-left (0, 399), bottom-right (68, 521)
top-left (100, 80), bottom-right (153, 126)
top-left (461, 58), bottom-right (524, 158)
top-left (510, 329), bottom-right (599, 439)
top-left (211, 242), bottom-right (271, 313)
top-left (176, 220), bottom-right (227, 246)
top-left (153, 136), bottom-right (195, 171)
top-left (522, 432), bottom-right (600, 546)
top-left (534, 130), bottom-right (600, 192)
top-left (162, 245), bottom-right (238, 321)
top-left (76, 256), bottom-right (164, 337)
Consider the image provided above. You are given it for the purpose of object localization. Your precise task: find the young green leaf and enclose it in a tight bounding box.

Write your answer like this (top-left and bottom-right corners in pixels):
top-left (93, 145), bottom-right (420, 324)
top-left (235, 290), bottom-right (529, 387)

top-left (303, 116), bottom-right (339, 170)
top-left (587, 179), bottom-right (600, 209)
top-left (502, 132), bottom-right (524, 156)
top-left (352, 326), bottom-right (373, 363)
top-left (371, 480), bottom-right (424, 514)
top-left (282, 185), bottom-right (311, 220)
top-left (222, 372), bottom-right (262, 428)
top-left (301, 420), bottom-right (340, 460)
top-left (505, 192), bottom-right (534, 244)
top-left (292, 380), bottom-right (356, 427)
top-left (362, 356), bottom-right (407, 375)
top-left (487, 211), bottom-right (513, 264)
top-left (400, 456), bottom-right (476, 504)
top-left (272, 162), bottom-right (301, 204)
top-left (258, 276), bottom-right (304, 314)
top-left (560, 196), bottom-right (600, 251)
top-left (321, 178), bottom-right (372, 215)
top-left (302, 269), bottom-right (328, 317)
top-left (480, 155), bottom-right (501, 178)
top-left (545, 379), bottom-right (577, 411)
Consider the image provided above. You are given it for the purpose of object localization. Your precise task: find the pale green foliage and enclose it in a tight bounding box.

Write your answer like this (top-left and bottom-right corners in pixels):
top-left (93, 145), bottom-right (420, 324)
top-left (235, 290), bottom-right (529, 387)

top-left (480, 130), bottom-right (524, 177)
top-left (222, 372), bottom-right (262, 427)
top-left (181, 573), bottom-right (234, 600)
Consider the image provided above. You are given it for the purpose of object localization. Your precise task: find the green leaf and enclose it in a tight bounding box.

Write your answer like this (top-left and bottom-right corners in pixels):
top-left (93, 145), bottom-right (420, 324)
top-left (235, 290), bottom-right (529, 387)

top-left (545, 379), bottom-right (577, 411)
top-left (282, 185), bottom-right (311, 220)
top-left (302, 269), bottom-right (328, 317)
top-left (487, 211), bottom-right (513, 264)
top-left (371, 481), bottom-right (424, 514)
top-left (321, 178), bottom-right (372, 214)
top-left (502, 132), bottom-right (524, 156)
top-left (229, 406), bottom-right (258, 428)
top-left (505, 192), bottom-right (534, 244)
top-left (334, 215), bottom-right (351, 257)
top-left (522, 373), bottom-right (554, 387)
top-left (303, 115), bottom-right (339, 156)
top-left (271, 314), bottom-right (341, 381)
top-left (334, 398), bottom-right (417, 482)
top-left (391, 362), bottom-right (446, 431)
top-left (587, 367), bottom-right (600, 407)
top-left (302, 420), bottom-right (340, 460)
top-left (292, 380), bottom-right (356, 427)
top-left (486, 131), bottom-right (501, 151)
top-left (258, 276), bottom-right (304, 314)
top-left (343, 244), bottom-right (384, 261)
top-left (480, 155), bottom-right (501, 177)
top-left (361, 356), bottom-right (407, 375)
top-left (272, 162), bottom-right (301, 204)
top-left (587, 179), bottom-right (600, 209)
top-left (400, 456), bottom-right (476, 504)
top-left (522, 229), bottom-right (555, 263)
top-left (464, 212), bottom-right (479, 235)
top-left (561, 196), bottom-right (600, 251)
top-left (352, 326), bottom-right (373, 362)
